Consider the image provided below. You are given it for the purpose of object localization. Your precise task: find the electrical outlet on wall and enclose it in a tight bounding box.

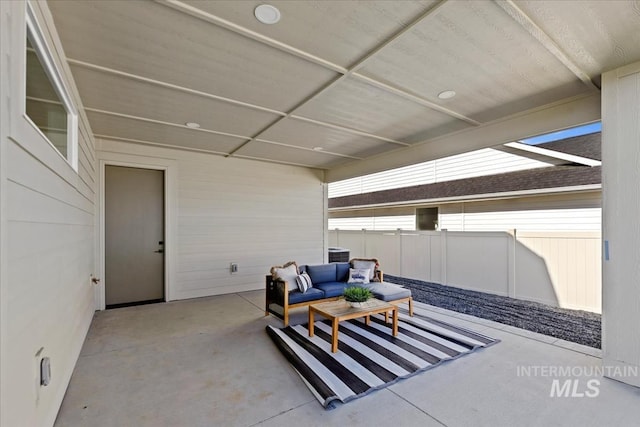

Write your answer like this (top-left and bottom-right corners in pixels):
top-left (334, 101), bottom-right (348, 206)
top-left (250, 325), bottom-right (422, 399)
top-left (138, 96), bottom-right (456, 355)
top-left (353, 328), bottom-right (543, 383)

top-left (230, 263), bottom-right (238, 274)
top-left (34, 347), bottom-right (48, 405)
top-left (40, 357), bottom-right (51, 386)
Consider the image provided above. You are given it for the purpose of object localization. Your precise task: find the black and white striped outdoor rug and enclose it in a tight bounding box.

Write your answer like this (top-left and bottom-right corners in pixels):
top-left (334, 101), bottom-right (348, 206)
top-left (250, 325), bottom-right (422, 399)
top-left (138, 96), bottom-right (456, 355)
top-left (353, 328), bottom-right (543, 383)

top-left (266, 310), bottom-right (499, 409)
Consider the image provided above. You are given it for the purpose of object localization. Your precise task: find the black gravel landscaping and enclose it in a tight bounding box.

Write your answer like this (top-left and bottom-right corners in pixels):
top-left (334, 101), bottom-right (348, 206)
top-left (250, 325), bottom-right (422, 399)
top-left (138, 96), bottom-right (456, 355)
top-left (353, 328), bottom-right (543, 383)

top-left (385, 275), bottom-right (601, 349)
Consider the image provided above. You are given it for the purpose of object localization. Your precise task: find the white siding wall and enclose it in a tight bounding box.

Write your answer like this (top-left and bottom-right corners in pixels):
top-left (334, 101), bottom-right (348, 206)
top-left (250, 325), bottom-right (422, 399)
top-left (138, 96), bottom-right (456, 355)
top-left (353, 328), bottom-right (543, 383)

top-left (97, 139), bottom-right (325, 301)
top-left (1, 3), bottom-right (96, 426)
top-left (330, 192), bottom-right (601, 232)
top-left (449, 208), bottom-right (601, 231)
top-left (329, 215), bottom-right (416, 231)
top-left (433, 148), bottom-right (550, 182)
top-left (328, 147), bottom-right (553, 198)
top-left (439, 192), bottom-right (601, 231)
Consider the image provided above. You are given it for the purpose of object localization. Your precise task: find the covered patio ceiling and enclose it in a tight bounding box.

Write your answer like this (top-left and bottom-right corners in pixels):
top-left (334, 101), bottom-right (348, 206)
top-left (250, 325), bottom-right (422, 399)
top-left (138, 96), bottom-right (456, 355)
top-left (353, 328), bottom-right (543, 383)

top-left (47, 1), bottom-right (640, 180)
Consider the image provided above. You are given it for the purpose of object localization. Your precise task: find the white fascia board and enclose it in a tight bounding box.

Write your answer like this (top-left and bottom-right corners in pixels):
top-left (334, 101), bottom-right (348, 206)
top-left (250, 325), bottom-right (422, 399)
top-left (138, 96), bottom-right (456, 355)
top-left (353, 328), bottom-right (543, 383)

top-left (504, 141), bottom-right (601, 167)
top-left (328, 184), bottom-right (602, 212)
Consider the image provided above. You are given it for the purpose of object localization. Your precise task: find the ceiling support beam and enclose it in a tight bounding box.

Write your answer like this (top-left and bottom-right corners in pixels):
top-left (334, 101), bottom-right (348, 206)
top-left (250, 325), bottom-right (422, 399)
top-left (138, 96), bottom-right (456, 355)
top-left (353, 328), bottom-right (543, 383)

top-left (67, 58), bottom-right (286, 117)
top-left (496, 0), bottom-right (600, 91)
top-left (156, 0), bottom-right (480, 146)
top-left (253, 138), bottom-right (362, 160)
top-left (84, 108), bottom-right (362, 161)
top-left (326, 93), bottom-right (601, 182)
top-left (157, 0), bottom-right (348, 74)
top-left (222, 0), bottom-right (467, 157)
top-left (94, 134), bottom-right (230, 157)
top-left (87, 0), bottom-right (604, 173)
top-left (68, 58), bottom-right (408, 149)
top-left (84, 107), bottom-right (250, 140)
top-left (351, 74), bottom-right (482, 126)
top-left (290, 115), bottom-right (409, 146)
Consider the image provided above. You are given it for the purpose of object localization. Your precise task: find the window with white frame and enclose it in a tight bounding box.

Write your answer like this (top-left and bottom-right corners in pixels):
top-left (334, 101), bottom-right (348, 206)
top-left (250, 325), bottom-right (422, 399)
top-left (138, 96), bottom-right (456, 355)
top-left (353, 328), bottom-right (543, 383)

top-left (25, 3), bottom-right (78, 169)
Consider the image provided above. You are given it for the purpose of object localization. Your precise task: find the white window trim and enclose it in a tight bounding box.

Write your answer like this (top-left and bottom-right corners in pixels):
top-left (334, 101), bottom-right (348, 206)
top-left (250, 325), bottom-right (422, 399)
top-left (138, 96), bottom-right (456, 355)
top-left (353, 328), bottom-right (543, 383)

top-left (25, 1), bottom-right (78, 171)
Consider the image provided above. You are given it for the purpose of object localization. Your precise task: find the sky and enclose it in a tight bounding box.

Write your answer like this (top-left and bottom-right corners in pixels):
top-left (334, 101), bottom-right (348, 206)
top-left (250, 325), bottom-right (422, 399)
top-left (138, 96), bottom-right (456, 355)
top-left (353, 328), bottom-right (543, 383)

top-left (521, 122), bottom-right (602, 145)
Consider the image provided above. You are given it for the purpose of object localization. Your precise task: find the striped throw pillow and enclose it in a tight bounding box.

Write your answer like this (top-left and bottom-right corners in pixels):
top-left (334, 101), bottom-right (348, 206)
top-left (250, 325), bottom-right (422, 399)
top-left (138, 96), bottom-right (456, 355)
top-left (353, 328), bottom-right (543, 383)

top-left (295, 273), bottom-right (313, 293)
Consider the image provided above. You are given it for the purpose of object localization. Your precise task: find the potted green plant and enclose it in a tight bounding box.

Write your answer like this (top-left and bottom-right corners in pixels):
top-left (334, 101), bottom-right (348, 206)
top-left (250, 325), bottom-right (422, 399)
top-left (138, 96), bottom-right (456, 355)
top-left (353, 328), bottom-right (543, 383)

top-left (343, 286), bottom-right (373, 308)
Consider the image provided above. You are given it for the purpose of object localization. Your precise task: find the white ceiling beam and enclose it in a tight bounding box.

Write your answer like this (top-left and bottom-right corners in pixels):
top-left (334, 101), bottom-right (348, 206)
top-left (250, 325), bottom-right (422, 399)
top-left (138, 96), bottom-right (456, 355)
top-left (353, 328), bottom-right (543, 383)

top-left (155, 0), bottom-right (480, 135)
top-left (95, 134), bottom-right (326, 169)
top-left (68, 58), bottom-right (409, 149)
top-left (85, 107), bottom-right (361, 160)
top-left (84, 107), bottom-right (250, 140)
top-left (290, 115), bottom-right (408, 147)
top-left (352, 73), bottom-right (482, 126)
top-left (222, 0), bottom-right (473, 157)
top-left (326, 92), bottom-right (601, 182)
top-left (231, 154), bottom-right (327, 170)
top-left (334, 0), bottom-right (481, 128)
top-left (253, 138), bottom-right (362, 160)
top-left (346, 0), bottom-right (448, 74)
top-left (156, 0), bottom-right (348, 74)
top-left (68, 58), bottom-right (286, 117)
top-left (496, 0), bottom-right (600, 91)
top-left (94, 134), bottom-right (230, 157)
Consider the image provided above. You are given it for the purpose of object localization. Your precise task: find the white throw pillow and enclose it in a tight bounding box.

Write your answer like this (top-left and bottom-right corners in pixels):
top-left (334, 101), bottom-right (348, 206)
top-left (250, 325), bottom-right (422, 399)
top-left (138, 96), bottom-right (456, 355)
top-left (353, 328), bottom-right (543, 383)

top-left (347, 268), bottom-right (370, 284)
top-left (271, 262), bottom-right (299, 292)
top-left (295, 273), bottom-right (313, 293)
top-left (352, 260), bottom-right (377, 281)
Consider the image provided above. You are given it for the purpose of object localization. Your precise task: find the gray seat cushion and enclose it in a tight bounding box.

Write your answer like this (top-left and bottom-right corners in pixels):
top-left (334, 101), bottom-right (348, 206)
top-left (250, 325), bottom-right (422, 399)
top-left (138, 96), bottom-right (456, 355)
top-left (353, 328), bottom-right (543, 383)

top-left (363, 282), bottom-right (411, 302)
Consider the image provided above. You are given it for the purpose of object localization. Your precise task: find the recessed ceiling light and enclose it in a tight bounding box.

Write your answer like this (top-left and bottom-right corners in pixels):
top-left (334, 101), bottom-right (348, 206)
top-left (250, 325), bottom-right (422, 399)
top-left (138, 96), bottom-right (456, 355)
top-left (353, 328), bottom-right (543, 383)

top-left (254, 4), bottom-right (281, 25)
top-left (313, 146), bottom-right (324, 151)
top-left (437, 90), bottom-right (456, 100)
top-left (185, 122), bottom-right (201, 128)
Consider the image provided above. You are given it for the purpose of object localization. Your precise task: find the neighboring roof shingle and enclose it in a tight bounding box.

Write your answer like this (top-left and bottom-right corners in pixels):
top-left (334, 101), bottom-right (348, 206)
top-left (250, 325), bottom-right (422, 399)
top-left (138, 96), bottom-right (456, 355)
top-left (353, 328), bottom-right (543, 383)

top-left (329, 132), bottom-right (602, 209)
top-left (537, 132), bottom-right (601, 161)
top-left (328, 165), bottom-right (601, 208)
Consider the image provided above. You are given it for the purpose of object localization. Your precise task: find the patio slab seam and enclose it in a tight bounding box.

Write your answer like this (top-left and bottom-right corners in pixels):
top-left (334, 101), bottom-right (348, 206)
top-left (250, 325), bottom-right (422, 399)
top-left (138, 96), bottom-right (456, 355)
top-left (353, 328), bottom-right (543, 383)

top-left (247, 399), bottom-right (317, 427)
top-left (386, 388), bottom-right (448, 427)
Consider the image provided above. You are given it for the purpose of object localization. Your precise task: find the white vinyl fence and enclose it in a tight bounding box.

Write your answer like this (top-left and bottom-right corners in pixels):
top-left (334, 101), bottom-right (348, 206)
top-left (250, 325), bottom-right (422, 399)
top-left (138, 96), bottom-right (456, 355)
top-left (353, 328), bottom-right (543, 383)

top-left (329, 229), bottom-right (601, 313)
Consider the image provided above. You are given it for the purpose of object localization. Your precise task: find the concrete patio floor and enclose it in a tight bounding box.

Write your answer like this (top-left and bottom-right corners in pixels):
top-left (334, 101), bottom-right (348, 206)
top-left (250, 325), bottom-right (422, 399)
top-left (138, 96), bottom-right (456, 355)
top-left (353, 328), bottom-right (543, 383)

top-left (54, 290), bottom-right (640, 427)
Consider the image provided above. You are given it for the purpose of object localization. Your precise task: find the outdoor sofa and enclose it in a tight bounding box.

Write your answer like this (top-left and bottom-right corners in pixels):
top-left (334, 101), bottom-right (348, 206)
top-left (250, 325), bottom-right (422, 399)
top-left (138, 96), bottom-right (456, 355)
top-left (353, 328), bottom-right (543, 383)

top-left (265, 259), bottom-right (413, 326)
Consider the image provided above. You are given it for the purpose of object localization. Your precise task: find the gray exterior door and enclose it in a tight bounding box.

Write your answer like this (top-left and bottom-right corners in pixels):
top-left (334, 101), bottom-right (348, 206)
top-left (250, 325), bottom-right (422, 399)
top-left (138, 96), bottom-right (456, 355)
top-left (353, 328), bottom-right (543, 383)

top-left (105, 166), bottom-right (165, 307)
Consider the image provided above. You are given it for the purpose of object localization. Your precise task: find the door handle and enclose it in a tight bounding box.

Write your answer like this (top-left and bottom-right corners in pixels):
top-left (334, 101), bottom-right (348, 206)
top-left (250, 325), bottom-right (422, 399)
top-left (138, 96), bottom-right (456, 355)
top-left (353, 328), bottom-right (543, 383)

top-left (154, 249), bottom-right (164, 253)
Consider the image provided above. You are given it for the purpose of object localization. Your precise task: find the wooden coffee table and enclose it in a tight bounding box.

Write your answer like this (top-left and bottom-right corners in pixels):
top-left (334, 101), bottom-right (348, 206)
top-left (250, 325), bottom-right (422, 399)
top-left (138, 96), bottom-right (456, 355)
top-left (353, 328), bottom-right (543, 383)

top-left (308, 299), bottom-right (398, 353)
